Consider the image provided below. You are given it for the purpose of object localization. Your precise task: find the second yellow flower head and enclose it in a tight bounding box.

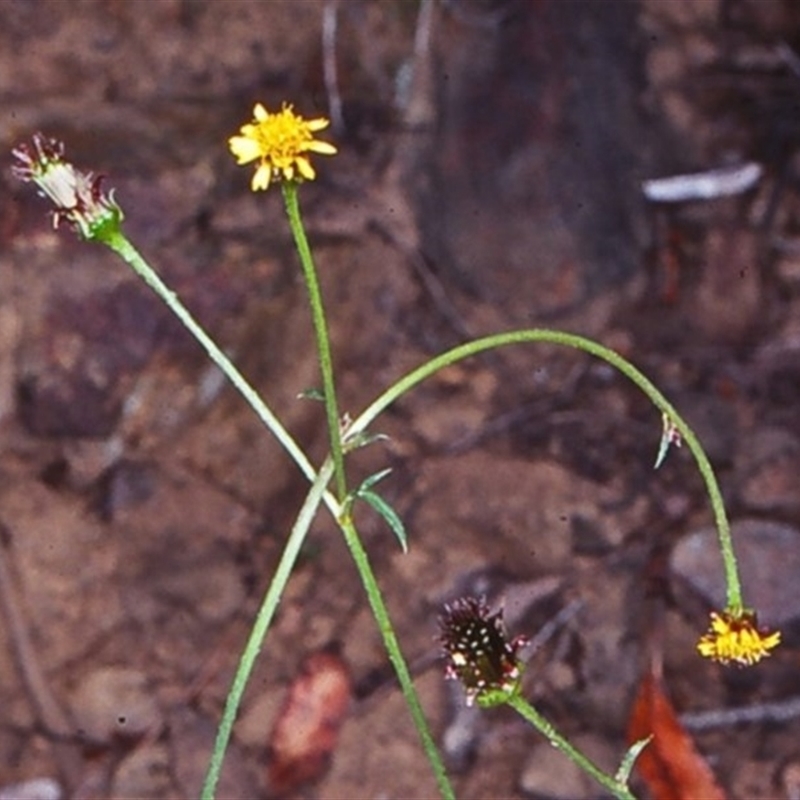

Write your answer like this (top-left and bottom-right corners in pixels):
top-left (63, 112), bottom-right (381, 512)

top-left (697, 609), bottom-right (781, 666)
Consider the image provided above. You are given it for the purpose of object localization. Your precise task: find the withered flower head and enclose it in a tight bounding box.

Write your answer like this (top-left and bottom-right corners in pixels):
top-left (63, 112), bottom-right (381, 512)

top-left (438, 596), bottom-right (527, 706)
top-left (12, 132), bottom-right (122, 240)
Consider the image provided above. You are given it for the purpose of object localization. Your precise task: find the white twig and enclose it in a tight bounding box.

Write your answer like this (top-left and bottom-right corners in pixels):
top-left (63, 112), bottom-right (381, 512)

top-left (643, 162), bottom-right (763, 203)
top-left (322, 0), bottom-right (344, 133)
top-left (681, 695), bottom-right (800, 730)
top-left (777, 42), bottom-right (800, 80)
top-left (0, 542), bottom-right (74, 738)
top-left (401, 0), bottom-right (436, 129)
top-left (524, 598), bottom-right (584, 658)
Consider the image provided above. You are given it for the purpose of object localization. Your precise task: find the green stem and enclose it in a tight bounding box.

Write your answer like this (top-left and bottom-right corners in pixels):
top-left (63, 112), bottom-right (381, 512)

top-left (348, 329), bottom-right (742, 609)
top-left (282, 183), bottom-right (348, 502)
top-left (201, 461), bottom-right (339, 800)
top-left (338, 513), bottom-right (455, 800)
top-left (102, 227), bottom-right (450, 796)
top-left (101, 229), bottom-right (326, 494)
top-left (282, 184), bottom-right (451, 794)
top-left (92, 229), bottom-right (739, 797)
top-left (507, 694), bottom-right (637, 800)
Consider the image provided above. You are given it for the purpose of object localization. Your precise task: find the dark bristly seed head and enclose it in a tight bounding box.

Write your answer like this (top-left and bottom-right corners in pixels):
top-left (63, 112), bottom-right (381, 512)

top-left (438, 596), bottom-right (526, 705)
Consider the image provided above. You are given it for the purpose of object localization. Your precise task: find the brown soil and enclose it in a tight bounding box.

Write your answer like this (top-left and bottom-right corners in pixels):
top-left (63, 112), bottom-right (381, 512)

top-left (2, 1), bottom-right (800, 798)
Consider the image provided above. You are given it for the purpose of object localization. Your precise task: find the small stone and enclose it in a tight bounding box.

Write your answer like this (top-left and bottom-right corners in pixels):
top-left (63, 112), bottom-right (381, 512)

top-left (169, 707), bottom-right (257, 799)
top-left (780, 759), bottom-right (800, 800)
top-left (518, 733), bottom-right (617, 799)
top-left (70, 667), bottom-right (161, 743)
top-left (442, 699), bottom-right (482, 774)
top-left (0, 305), bottom-right (23, 424)
top-left (775, 246), bottom-right (800, 285)
top-left (676, 392), bottom-right (737, 466)
top-left (236, 690), bottom-right (284, 750)
top-left (16, 283), bottom-right (164, 439)
top-left (92, 458), bottom-right (157, 520)
top-left (737, 428), bottom-right (800, 515)
top-left (155, 558), bottom-right (245, 624)
top-left (732, 758), bottom-right (779, 800)
top-left (0, 778), bottom-right (62, 800)
top-left (691, 229), bottom-right (761, 344)
top-left (111, 743), bottom-right (171, 799)
top-left (671, 519), bottom-right (800, 628)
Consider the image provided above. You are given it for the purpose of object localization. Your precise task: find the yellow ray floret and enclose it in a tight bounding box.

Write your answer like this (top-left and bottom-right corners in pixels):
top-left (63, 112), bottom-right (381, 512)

top-left (229, 103), bottom-right (337, 191)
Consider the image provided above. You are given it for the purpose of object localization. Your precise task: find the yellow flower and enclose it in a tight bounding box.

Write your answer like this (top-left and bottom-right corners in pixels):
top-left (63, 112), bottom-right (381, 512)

top-left (697, 610), bottom-right (781, 666)
top-left (228, 103), bottom-right (336, 191)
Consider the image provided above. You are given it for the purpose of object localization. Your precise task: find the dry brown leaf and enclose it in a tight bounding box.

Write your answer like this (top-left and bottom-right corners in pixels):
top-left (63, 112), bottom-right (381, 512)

top-left (627, 671), bottom-right (726, 800)
top-left (267, 649), bottom-right (351, 795)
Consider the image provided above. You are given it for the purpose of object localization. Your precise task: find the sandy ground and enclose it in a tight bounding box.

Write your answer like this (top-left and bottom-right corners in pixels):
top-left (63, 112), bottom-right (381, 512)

top-left (1, 1), bottom-right (799, 798)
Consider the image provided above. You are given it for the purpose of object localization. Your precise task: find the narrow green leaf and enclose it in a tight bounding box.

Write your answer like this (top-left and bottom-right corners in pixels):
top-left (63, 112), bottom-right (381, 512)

top-left (655, 411), bottom-right (681, 469)
top-left (342, 430), bottom-right (389, 453)
top-left (360, 489), bottom-right (408, 553)
top-left (297, 387), bottom-right (325, 402)
top-left (357, 467), bottom-right (393, 493)
top-left (615, 735), bottom-right (652, 785)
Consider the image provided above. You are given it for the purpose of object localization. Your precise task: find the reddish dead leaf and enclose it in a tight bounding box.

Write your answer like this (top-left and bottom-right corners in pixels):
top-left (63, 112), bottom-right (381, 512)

top-left (627, 671), bottom-right (726, 800)
top-left (267, 649), bottom-right (351, 795)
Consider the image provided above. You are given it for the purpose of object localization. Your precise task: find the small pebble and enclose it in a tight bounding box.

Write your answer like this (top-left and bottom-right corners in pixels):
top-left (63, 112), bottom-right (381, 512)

top-left (0, 778), bottom-right (61, 800)
top-left (70, 666), bottom-right (161, 742)
top-left (671, 519), bottom-right (800, 628)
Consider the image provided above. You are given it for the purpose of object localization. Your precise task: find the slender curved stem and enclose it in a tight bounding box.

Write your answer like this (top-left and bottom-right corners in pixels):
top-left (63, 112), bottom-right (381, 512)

top-left (338, 512), bottom-right (455, 799)
top-left (92, 231), bottom-right (742, 798)
top-left (102, 230), bottom-right (327, 494)
top-left (102, 228), bottom-right (449, 795)
top-left (348, 330), bottom-right (741, 609)
top-left (281, 184), bottom-right (450, 793)
top-left (507, 694), bottom-right (637, 800)
top-left (201, 462), bottom-right (339, 800)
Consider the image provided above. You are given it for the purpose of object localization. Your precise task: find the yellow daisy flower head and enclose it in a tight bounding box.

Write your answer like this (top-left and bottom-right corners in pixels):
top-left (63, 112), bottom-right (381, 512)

top-left (697, 609), bottom-right (781, 666)
top-left (228, 102), bottom-right (337, 192)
